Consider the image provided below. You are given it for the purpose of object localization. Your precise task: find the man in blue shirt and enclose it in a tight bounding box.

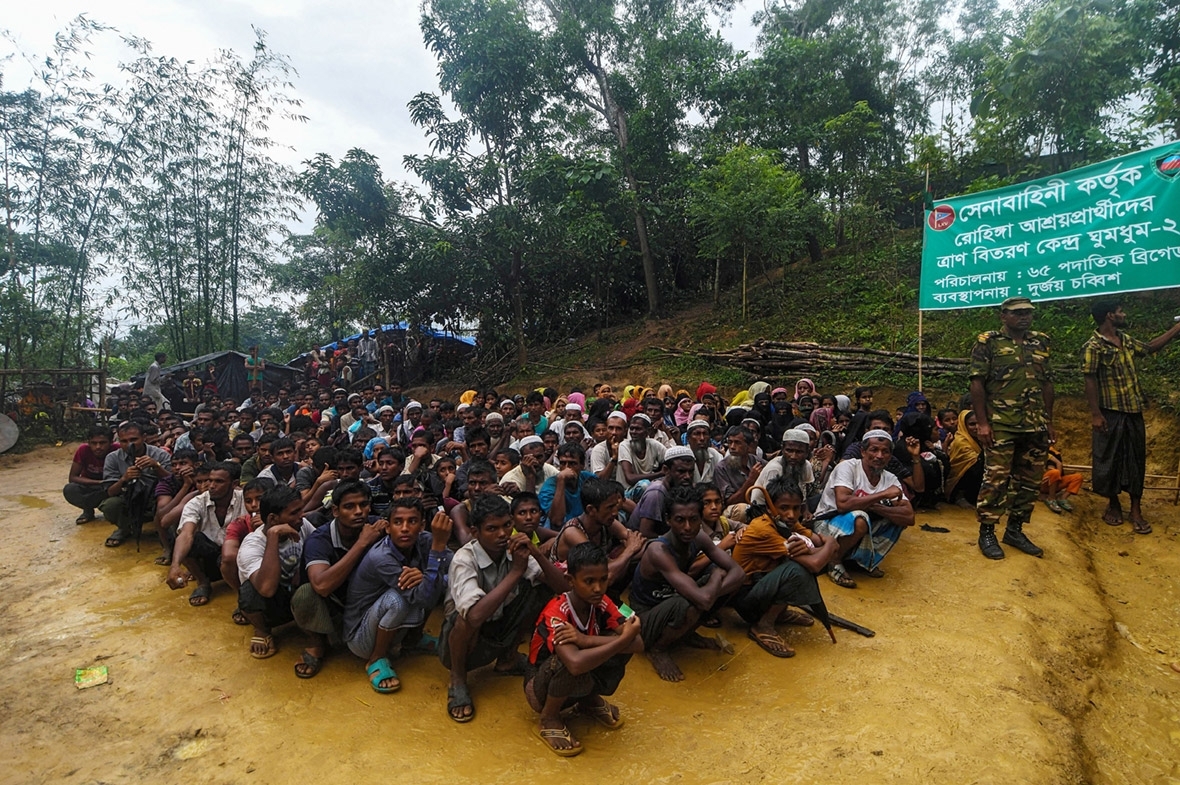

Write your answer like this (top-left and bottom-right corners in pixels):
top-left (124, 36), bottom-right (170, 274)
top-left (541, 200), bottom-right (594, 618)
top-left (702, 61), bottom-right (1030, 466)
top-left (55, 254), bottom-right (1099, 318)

top-left (344, 499), bottom-right (453, 693)
top-left (538, 443), bottom-right (598, 526)
top-left (291, 480), bottom-right (384, 679)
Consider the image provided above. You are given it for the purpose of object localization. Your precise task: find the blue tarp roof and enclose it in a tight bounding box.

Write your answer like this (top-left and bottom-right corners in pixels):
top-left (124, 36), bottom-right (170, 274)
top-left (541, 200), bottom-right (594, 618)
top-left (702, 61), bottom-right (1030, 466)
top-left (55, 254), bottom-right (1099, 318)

top-left (286, 323), bottom-right (476, 365)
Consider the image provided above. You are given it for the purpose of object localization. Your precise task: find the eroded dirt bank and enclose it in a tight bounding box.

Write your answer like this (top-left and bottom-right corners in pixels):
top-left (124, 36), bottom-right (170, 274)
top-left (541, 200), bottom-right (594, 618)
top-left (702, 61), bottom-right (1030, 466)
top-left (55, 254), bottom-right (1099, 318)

top-left (1, 444), bottom-right (1177, 784)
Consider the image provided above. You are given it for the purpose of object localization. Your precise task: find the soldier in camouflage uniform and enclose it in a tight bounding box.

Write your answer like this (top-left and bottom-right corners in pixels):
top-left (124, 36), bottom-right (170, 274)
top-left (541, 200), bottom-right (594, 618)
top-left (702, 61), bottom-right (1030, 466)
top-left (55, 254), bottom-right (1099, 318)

top-left (968, 297), bottom-right (1056, 559)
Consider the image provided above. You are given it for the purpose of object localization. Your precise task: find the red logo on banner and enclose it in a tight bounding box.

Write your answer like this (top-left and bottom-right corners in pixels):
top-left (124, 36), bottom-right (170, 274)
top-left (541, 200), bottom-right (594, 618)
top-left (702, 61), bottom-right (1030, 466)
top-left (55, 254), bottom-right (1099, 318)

top-left (928, 204), bottom-right (955, 231)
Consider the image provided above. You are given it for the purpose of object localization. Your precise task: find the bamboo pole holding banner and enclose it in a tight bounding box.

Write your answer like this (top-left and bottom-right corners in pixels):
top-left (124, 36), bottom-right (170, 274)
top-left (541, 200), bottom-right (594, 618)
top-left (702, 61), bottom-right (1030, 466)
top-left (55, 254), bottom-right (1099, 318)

top-left (918, 165), bottom-right (930, 392)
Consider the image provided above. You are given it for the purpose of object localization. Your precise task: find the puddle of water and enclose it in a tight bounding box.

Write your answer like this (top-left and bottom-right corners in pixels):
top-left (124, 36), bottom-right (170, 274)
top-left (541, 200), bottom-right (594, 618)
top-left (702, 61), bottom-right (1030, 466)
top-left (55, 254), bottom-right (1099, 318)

top-left (4, 495), bottom-right (51, 509)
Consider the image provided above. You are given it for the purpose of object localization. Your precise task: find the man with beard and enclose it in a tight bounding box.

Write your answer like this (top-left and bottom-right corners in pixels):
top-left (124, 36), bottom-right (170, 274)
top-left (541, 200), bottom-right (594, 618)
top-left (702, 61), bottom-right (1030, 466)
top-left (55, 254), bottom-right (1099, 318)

top-left (501, 435), bottom-right (557, 494)
top-left (685, 421), bottom-right (723, 484)
top-left (1082, 301), bottom-right (1180, 535)
top-left (398, 401), bottom-right (425, 446)
top-left (751, 429), bottom-right (815, 506)
top-left (633, 446), bottom-right (697, 538)
top-left (101, 421), bottom-right (173, 548)
top-left (617, 413), bottom-right (666, 500)
top-left (712, 427), bottom-right (764, 521)
top-left (483, 412), bottom-right (511, 455)
top-left (812, 430), bottom-right (914, 589)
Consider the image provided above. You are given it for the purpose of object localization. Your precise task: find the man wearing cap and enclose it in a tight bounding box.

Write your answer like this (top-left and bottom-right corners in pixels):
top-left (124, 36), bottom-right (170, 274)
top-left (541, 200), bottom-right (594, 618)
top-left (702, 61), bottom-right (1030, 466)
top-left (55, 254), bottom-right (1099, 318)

top-left (484, 412), bottom-right (510, 454)
top-left (969, 296), bottom-right (1054, 560)
top-left (398, 401), bottom-right (424, 446)
top-left (633, 446), bottom-right (698, 538)
top-left (617, 413), bottom-right (667, 500)
top-left (500, 435), bottom-right (557, 494)
top-left (812, 429), bottom-right (914, 588)
top-left (686, 421), bottom-right (723, 484)
top-left (751, 429), bottom-right (816, 506)
top-left (1083, 301), bottom-right (1180, 534)
top-left (643, 397), bottom-right (678, 448)
top-left (589, 411), bottom-right (628, 483)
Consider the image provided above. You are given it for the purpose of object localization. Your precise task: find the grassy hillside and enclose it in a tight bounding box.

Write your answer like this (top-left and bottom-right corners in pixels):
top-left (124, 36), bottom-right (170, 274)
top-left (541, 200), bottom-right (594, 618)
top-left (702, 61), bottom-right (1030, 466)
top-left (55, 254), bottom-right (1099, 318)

top-left (504, 229), bottom-right (1180, 414)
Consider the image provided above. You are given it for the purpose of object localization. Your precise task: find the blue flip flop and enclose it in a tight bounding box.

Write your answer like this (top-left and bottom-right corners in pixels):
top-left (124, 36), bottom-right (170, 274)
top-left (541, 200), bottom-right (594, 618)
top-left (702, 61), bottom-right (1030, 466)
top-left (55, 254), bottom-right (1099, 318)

top-left (366, 658), bottom-right (400, 693)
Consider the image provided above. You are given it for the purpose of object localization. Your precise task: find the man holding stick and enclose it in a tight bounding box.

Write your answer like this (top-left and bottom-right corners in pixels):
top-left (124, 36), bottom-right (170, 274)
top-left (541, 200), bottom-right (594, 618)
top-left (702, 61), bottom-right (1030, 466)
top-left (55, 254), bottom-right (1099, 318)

top-left (1083, 301), bottom-right (1180, 535)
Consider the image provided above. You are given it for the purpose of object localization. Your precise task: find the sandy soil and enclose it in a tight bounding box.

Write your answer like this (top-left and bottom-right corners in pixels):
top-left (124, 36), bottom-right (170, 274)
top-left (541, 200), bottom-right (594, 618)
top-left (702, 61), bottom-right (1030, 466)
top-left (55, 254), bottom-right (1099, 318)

top-left (1, 436), bottom-right (1178, 784)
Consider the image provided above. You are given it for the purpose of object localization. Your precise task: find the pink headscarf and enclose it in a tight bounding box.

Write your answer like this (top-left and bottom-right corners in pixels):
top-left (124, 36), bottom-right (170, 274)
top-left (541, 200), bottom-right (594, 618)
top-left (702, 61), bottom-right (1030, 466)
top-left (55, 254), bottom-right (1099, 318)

top-left (810, 406), bottom-right (834, 432)
top-left (567, 392), bottom-right (586, 413)
top-left (795, 378), bottom-right (816, 399)
top-left (673, 396), bottom-right (693, 426)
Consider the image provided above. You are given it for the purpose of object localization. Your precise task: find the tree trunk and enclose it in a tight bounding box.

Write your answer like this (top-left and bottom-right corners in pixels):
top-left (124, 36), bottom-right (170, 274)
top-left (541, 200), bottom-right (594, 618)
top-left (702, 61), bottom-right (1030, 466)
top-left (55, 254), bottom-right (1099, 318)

top-left (585, 57), bottom-right (660, 316)
top-left (713, 254), bottom-right (721, 306)
top-left (511, 246), bottom-right (527, 368)
top-left (797, 141), bottom-right (824, 263)
top-left (741, 242), bottom-right (748, 323)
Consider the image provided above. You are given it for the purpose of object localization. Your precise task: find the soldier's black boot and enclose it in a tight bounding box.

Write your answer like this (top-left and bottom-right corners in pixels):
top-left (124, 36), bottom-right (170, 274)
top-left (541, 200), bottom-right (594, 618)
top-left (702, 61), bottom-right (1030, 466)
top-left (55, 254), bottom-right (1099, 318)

top-left (1002, 521), bottom-right (1043, 557)
top-left (978, 524), bottom-right (1005, 560)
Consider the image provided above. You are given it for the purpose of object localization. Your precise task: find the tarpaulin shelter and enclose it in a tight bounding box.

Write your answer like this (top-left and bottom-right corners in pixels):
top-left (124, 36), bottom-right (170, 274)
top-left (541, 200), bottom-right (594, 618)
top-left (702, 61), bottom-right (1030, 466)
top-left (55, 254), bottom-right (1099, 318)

top-left (287, 323), bottom-right (477, 385)
top-left (133, 350), bottom-right (299, 407)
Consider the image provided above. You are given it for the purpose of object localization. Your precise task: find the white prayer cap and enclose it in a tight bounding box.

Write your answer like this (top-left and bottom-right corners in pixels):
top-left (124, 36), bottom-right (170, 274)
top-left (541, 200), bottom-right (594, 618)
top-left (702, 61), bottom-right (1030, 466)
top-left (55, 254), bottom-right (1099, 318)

top-left (664, 446), bottom-right (694, 462)
top-left (862, 429), bottom-right (893, 443)
top-left (607, 411), bottom-right (628, 423)
top-left (782, 429), bottom-right (810, 444)
top-left (686, 420), bottom-right (710, 433)
top-left (518, 435), bottom-right (544, 448)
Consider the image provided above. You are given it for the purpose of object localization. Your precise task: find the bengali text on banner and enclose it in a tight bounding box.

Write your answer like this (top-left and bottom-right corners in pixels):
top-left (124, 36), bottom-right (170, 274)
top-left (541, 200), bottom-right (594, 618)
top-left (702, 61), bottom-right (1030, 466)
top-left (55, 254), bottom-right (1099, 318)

top-left (920, 141), bottom-right (1180, 311)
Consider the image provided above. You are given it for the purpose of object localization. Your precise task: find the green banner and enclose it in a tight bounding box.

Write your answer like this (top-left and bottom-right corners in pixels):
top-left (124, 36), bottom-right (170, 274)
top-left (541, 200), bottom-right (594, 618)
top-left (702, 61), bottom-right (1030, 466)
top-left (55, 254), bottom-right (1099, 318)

top-left (920, 141), bottom-right (1180, 310)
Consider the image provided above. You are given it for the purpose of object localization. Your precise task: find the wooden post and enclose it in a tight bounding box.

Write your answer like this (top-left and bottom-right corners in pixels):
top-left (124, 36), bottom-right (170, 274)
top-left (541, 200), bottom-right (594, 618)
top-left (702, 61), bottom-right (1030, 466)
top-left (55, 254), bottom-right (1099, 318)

top-left (919, 164), bottom-right (930, 393)
top-left (918, 310), bottom-right (924, 392)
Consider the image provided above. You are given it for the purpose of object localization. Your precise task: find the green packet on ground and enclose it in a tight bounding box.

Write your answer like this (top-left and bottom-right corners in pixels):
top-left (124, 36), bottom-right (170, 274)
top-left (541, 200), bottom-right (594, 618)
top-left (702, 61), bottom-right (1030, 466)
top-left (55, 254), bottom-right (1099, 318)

top-left (75, 666), bottom-right (109, 689)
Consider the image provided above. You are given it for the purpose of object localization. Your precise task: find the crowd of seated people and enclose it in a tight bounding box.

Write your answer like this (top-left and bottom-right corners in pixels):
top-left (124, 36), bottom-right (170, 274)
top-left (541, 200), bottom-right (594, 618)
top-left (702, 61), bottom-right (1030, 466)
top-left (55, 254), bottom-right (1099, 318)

top-left (66, 378), bottom-right (1041, 756)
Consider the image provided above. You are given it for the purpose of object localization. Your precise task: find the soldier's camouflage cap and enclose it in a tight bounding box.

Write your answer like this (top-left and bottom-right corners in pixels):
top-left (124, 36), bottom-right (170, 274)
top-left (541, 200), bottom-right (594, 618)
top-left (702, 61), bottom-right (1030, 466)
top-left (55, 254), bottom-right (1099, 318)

top-left (1000, 296), bottom-right (1035, 311)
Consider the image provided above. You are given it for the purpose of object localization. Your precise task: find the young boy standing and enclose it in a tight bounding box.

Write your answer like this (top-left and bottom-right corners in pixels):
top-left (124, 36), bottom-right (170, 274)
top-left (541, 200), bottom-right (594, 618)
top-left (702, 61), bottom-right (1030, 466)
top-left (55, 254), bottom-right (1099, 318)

top-left (525, 543), bottom-right (643, 757)
top-left (439, 495), bottom-right (569, 722)
top-left (344, 499), bottom-right (453, 693)
top-left (236, 485), bottom-right (315, 659)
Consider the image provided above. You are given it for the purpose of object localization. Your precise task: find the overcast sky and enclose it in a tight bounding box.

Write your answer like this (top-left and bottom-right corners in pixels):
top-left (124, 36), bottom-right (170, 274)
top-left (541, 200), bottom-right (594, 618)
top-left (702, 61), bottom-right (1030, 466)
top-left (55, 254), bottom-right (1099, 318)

top-left (4, 0), bottom-right (760, 227)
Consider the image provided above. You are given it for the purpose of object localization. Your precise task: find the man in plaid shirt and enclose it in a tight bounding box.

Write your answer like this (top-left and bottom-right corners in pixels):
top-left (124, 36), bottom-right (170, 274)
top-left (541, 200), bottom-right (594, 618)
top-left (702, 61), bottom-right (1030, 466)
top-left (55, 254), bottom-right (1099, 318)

top-left (1083, 301), bottom-right (1180, 535)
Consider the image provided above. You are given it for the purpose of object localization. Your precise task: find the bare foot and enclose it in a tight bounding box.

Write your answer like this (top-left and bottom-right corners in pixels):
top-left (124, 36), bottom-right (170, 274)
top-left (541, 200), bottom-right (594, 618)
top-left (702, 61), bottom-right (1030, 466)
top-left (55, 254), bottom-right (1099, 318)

top-left (683, 631), bottom-right (724, 651)
top-left (648, 650), bottom-right (684, 682)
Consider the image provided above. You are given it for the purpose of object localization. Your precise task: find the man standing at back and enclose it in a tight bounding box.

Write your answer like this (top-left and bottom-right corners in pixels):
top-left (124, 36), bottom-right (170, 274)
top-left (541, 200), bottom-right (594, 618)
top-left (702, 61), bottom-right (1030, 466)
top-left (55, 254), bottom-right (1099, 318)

top-left (969, 297), bottom-right (1054, 560)
top-left (1083, 301), bottom-right (1180, 535)
top-left (144, 352), bottom-right (169, 412)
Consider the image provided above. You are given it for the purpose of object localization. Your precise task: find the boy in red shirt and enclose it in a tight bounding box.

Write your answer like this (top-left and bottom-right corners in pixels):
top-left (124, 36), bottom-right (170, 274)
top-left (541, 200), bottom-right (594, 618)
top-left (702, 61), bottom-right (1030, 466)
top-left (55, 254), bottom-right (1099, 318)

top-left (525, 542), bottom-right (643, 757)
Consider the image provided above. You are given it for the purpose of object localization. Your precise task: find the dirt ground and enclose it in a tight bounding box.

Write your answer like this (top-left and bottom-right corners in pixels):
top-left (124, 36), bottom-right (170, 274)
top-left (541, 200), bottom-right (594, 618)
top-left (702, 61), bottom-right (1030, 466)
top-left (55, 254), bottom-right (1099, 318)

top-left (2, 427), bottom-right (1179, 784)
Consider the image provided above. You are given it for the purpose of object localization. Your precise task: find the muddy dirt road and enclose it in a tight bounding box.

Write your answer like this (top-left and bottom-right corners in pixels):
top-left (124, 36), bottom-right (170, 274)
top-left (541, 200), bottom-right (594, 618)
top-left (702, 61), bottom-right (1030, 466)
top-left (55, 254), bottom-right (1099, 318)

top-left (1, 445), bottom-right (1178, 784)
